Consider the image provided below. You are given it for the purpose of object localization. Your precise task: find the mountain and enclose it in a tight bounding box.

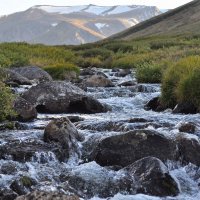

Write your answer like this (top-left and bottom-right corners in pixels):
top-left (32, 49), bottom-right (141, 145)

top-left (0, 5), bottom-right (161, 45)
top-left (111, 0), bottom-right (199, 40)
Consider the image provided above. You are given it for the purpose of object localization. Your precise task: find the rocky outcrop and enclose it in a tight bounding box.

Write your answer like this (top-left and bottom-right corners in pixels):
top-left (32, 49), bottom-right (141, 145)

top-left (0, 68), bottom-right (31, 86)
top-left (13, 97), bottom-right (37, 122)
top-left (94, 130), bottom-right (176, 167)
top-left (125, 157), bottom-right (179, 197)
top-left (83, 75), bottom-right (114, 87)
top-left (16, 191), bottom-right (79, 200)
top-left (12, 66), bottom-right (52, 83)
top-left (44, 117), bottom-right (84, 159)
top-left (60, 162), bottom-right (135, 198)
top-left (22, 81), bottom-right (109, 114)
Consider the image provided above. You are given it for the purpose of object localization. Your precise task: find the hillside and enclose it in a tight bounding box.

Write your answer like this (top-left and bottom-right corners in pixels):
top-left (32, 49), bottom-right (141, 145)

top-left (0, 4), bottom-right (161, 45)
top-left (111, 0), bottom-right (199, 40)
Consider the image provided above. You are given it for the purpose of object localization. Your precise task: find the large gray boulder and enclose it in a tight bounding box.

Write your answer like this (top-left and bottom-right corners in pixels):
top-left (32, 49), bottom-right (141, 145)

top-left (0, 68), bottom-right (31, 85)
top-left (94, 130), bottom-right (176, 167)
top-left (22, 81), bottom-right (109, 114)
top-left (125, 157), bottom-right (179, 197)
top-left (12, 66), bottom-right (52, 83)
top-left (13, 97), bottom-right (37, 122)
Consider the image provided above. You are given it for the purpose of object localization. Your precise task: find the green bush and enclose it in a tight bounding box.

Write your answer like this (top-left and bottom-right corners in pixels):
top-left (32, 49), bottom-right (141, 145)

top-left (44, 63), bottom-right (79, 80)
top-left (136, 63), bottom-right (163, 83)
top-left (161, 56), bottom-right (200, 109)
top-left (76, 57), bottom-right (103, 68)
top-left (0, 81), bottom-right (15, 122)
top-left (104, 42), bottom-right (133, 53)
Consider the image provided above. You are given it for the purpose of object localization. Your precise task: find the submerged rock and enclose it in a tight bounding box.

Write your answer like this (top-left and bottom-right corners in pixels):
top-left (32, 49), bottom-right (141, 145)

top-left (16, 191), bottom-right (79, 200)
top-left (22, 81), bottom-right (108, 114)
top-left (178, 122), bottom-right (196, 133)
top-left (83, 75), bottom-right (114, 87)
top-left (60, 162), bottom-right (135, 198)
top-left (12, 66), bottom-right (52, 83)
top-left (13, 97), bottom-right (37, 122)
top-left (94, 130), bottom-right (176, 167)
top-left (125, 157), bottom-right (179, 197)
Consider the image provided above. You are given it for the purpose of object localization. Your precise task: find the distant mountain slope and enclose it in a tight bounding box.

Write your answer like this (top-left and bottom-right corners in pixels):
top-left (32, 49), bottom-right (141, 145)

top-left (0, 4), bottom-right (161, 45)
top-left (111, 0), bottom-right (199, 40)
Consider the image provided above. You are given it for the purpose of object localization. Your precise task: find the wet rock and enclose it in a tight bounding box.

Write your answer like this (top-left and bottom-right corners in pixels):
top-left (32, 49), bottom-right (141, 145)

top-left (176, 134), bottom-right (200, 166)
top-left (0, 121), bottom-right (28, 131)
top-left (118, 81), bottom-right (136, 87)
top-left (0, 68), bottom-right (32, 86)
top-left (1, 162), bottom-right (17, 175)
top-left (80, 68), bottom-right (95, 76)
top-left (173, 102), bottom-right (198, 114)
top-left (94, 130), bottom-right (176, 167)
top-left (125, 157), bottom-right (179, 197)
top-left (22, 81), bottom-right (108, 114)
top-left (137, 84), bottom-right (158, 93)
top-left (67, 116), bottom-right (84, 123)
top-left (83, 75), bottom-right (114, 87)
top-left (115, 69), bottom-right (131, 77)
top-left (60, 162), bottom-right (135, 198)
top-left (13, 97), bottom-right (37, 122)
top-left (144, 97), bottom-right (166, 112)
top-left (0, 188), bottom-right (17, 200)
top-left (44, 117), bottom-right (84, 159)
top-left (12, 66), bottom-right (52, 83)
top-left (128, 118), bottom-right (152, 123)
top-left (178, 122), bottom-right (196, 133)
top-left (16, 191), bottom-right (79, 200)
top-left (0, 140), bottom-right (68, 162)
top-left (10, 176), bottom-right (36, 195)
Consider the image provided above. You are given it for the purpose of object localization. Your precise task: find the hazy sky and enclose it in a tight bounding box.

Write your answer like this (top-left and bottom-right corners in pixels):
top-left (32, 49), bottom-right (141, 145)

top-left (0, 0), bottom-right (192, 15)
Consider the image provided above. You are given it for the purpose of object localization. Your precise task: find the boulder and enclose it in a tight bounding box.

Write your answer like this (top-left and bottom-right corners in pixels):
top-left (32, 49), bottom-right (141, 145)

top-left (178, 122), bottom-right (196, 133)
top-left (115, 69), bottom-right (131, 77)
top-left (22, 81), bottom-right (108, 114)
top-left (44, 117), bottom-right (84, 159)
top-left (118, 81), bottom-right (136, 87)
top-left (80, 68), bottom-right (96, 76)
top-left (94, 130), bottom-right (176, 167)
top-left (176, 134), bottom-right (200, 166)
top-left (0, 68), bottom-right (31, 85)
top-left (125, 157), bottom-right (179, 197)
top-left (0, 188), bottom-right (17, 200)
top-left (173, 102), bottom-right (198, 114)
top-left (13, 97), bottom-right (37, 122)
top-left (12, 66), bottom-right (52, 83)
top-left (10, 176), bottom-right (36, 195)
top-left (144, 97), bottom-right (166, 112)
top-left (60, 162), bottom-right (135, 198)
top-left (16, 191), bottom-right (79, 200)
top-left (83, 75), bottom-right (114, 87)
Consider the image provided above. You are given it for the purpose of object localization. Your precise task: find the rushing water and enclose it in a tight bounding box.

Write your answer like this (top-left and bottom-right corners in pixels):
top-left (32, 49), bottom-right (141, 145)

top-left (1, 69), bottom-right (200, 199)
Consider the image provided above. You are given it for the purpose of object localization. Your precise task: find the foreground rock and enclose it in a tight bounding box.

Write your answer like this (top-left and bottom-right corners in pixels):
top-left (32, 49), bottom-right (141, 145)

top-left (94, 130), bottom-right (176, 167)
top-left (0, 188), bottom-right (17, 200)
top-left (83, 75), bottom-right (114, 87)
top-left (60, 162), bottom-right (135, 198)
top-left (12, 66), bottom-right (52, 83)
top-left (13, 97), bottom-right (37, 122)
top-left (44, 117), bottom-right (83, 159)
top-left (22, 81), bottom-right (108, 114)
top-left (125, 157), bottom-right (179, 197)
top-left (0, 68), bottom-right (31, 86)
top-left (16, 191), bottom-right (79, 200)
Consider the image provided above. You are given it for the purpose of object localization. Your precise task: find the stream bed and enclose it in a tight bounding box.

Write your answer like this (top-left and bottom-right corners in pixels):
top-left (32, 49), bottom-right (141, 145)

top-left (1, 69), bottom-right (200, 200)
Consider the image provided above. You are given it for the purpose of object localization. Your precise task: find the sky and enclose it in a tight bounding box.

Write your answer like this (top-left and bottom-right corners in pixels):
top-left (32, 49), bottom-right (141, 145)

top-left (0, 0), bottom-right (193, 16)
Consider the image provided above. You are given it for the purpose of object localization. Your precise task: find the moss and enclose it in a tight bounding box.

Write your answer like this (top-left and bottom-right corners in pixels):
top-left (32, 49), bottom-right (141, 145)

top-left (20, 176), bottom-right (33, 187)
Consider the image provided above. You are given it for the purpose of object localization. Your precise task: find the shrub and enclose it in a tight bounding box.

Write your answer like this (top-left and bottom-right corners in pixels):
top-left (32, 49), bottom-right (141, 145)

top-left (136, 63), bottom-right (163, 83)
top-left (161, 56), bottom-right (200, 109)
top-left (76, 57), bottom-right (103, 68)
top-left (104, 42), bottom-right (133, 53)
top-left (0, 81), bottom-right (15, 121)
top-left (44, 63), bottom-right (79, 80)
